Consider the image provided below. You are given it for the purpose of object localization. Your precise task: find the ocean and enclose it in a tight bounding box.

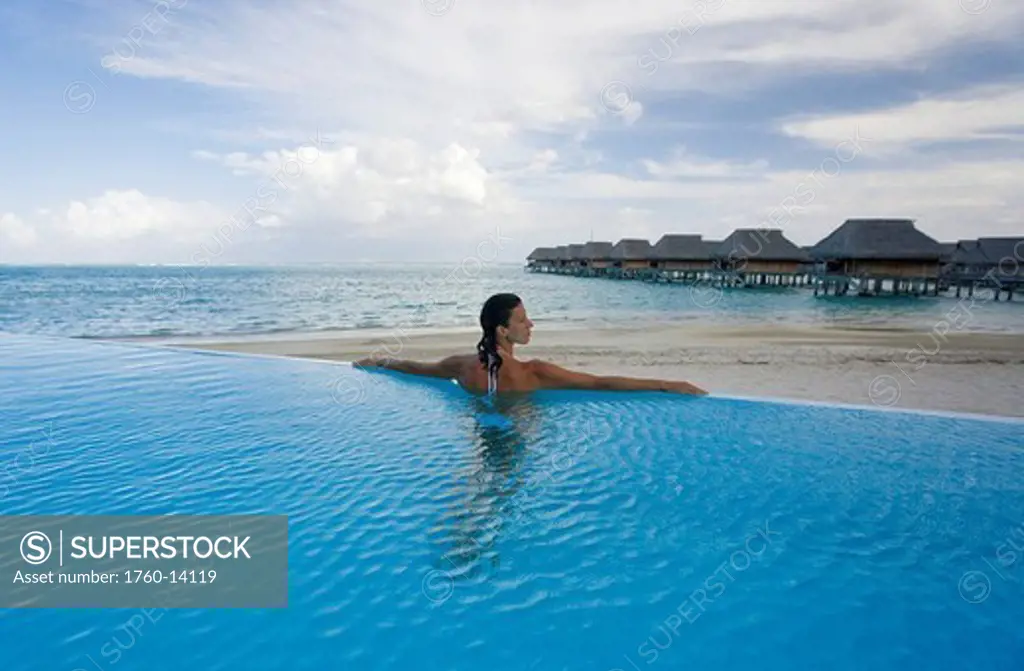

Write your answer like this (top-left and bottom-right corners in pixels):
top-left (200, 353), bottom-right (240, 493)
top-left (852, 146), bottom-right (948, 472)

top-left (1, 264), bottom-right (1023, 341)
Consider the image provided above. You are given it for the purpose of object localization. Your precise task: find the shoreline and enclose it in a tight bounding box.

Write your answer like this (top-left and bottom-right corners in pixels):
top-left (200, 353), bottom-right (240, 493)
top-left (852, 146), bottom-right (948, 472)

top-left (141, 323), bottom-right (1024, 420)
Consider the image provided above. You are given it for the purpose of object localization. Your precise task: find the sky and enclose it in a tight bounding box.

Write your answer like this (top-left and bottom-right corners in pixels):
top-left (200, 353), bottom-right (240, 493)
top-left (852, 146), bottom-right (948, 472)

top-left (0, 0), bottom-right (1022, 265)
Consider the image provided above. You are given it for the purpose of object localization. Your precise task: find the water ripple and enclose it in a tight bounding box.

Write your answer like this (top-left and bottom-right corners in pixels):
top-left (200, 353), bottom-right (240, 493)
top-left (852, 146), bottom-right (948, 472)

top-left (0, 334), bottom-right (1022, 670)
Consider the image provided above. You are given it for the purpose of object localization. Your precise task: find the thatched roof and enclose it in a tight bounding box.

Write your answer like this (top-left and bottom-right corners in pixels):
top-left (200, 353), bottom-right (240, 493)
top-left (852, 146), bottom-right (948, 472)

top-left (553, 245), bottom-right (569, 261)
top-left (954, 238), bottom-right (1024, 272)
top-left (809, 218), bottom-right (944, 260)
top-left (952, 237), bottom-right (1024, 274)
top-left (703, 240), bottom-right (723, 255)
top-left (652, 234), bottom-right (713, 260)
top-left (713, 229), bottom-right (809, 261)
top-left (610, 238), bottom-right (653, 260)
top-left (938, 242), bottom-right (957, 262)
top-left (527, 247), bottom-right (558, 261)
top-left (581, 241), bottom-right (614, 260)
top-left (978, 238), bottom-right (1024, 268)
top-left (950, 239), bottom-right (986, 266)
top-left (566, 243), bottom-right (587, 260)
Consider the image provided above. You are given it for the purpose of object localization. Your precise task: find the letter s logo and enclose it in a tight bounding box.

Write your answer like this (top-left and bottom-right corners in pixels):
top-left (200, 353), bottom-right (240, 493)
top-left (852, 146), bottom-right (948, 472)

top-left (20, 531), bottom-right (52, 565)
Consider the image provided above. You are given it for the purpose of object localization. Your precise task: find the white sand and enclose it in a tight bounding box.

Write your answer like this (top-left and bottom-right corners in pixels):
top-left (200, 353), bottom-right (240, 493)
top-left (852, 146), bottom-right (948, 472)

top-left (150, 323), bottom-right (1024, 419)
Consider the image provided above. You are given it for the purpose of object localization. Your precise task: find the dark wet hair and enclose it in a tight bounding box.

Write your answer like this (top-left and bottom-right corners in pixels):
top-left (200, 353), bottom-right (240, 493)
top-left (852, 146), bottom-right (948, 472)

top-left (477, 293), bottom-right (522, 393)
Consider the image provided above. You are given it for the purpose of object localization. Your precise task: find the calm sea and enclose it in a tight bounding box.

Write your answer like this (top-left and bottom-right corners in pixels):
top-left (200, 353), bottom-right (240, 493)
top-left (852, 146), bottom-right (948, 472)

top-left (1, 264), bottom-right (1023, 340)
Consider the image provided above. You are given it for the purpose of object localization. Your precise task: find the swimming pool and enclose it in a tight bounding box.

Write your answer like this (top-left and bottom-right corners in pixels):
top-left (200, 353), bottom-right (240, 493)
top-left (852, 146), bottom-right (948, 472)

top-left (1, 332), bottom-right (1022, 670)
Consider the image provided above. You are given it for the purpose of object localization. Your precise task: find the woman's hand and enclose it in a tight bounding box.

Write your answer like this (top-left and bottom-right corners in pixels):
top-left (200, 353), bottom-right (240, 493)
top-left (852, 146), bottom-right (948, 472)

top-left (663, 380), bottom-right (709, 396)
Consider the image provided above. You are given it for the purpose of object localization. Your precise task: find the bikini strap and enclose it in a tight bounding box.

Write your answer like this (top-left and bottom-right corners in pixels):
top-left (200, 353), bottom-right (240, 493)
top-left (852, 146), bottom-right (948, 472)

top-left (486, 353), bottom-right (498, 396)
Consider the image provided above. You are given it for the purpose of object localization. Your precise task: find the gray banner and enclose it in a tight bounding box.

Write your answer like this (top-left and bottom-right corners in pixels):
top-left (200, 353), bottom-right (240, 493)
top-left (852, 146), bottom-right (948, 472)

top-left (0, 515), bottom-right (288, 608)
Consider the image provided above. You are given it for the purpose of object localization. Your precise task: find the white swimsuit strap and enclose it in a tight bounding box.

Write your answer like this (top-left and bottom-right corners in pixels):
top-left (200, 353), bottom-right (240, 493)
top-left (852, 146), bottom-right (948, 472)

top-left (487, 353), bottom-right (498, 396)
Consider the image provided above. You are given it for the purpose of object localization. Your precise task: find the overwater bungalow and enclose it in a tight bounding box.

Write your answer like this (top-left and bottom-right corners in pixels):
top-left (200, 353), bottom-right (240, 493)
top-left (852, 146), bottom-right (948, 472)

top-left (526, 247), bottom-right (559, 273)
top-left (947, 237), bottom-right (1024, 300)
top-left (936, 241), bottom-right (959, 291)
top-left (580, 241), bottom-right (614, 277)
top-left (711, 229), bottom-right (811, 287)
top-left (608, 239), bottom-right (654, 279)
top-left (649, 234), bottom-right (716, 282)
top-left (944, 239), bottom-right (983, 285)
top-left (808, 218), bottom-right (946, 296)
top-left (798, 246), bottom-right (817, 275)
top-left (565, 243), bottom-right (587, 274)
top-left (552, 245), bottom-right (570, 274)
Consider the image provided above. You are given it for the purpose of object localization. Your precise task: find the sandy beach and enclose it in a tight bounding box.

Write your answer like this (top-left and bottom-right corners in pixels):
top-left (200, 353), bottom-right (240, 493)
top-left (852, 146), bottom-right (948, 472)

top-left (156, 323), bottom-right (1024, 419)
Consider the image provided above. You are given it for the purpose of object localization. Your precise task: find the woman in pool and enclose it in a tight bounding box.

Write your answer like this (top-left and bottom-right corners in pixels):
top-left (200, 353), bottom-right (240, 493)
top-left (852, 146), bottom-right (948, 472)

top-left (354, 293), bottom-right (708, 397)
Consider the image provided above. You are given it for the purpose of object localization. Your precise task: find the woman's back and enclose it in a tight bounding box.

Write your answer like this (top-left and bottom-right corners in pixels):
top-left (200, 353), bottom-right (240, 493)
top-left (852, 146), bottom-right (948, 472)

top-left (456, 355), bottom-right (540, 396)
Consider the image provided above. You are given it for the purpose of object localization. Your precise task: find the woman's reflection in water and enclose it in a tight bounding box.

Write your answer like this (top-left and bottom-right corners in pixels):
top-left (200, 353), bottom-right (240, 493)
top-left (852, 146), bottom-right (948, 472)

top-left (433, 393), bottom-right (541, 584)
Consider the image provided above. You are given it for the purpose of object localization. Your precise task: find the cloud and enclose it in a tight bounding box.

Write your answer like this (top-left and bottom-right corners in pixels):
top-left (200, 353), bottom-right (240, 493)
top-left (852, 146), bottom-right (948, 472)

top-left (642, 148), bottom-right (770, 179)
top-left (10, 0), bottom-right (1023, 263)
top-left (7, 154), bottom-right (1023, 264)
top-left (526, 149), bottom-right (559, 174)
top-left (635, 0), bottom-right (1024, 91)
top-left (62, 189), bottom-right (223, 241)
top-left (0, 190), bottom-right (227, 264)
top-left (0, 213), bottom-right (37, 248)
top-left (103, 0), bottom-right (1024, 123)
top-left (520, 157), bottom-right (1024, 246)
top-left (193, 137), bottom-right (507, 233)
top-left (780, 84), bottom-right (1024, 154)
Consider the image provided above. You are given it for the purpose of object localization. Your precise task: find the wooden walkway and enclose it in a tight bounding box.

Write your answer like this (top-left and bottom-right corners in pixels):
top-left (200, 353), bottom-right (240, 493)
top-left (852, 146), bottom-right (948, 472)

top-left (525, 263), bottom-right (1020, 300)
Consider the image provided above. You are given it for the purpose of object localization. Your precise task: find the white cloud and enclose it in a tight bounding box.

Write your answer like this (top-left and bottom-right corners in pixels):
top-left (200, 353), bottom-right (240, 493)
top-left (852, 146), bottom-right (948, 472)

top-left (527, 149), bottom-right (559, 173)
top-left (643, 148), bottom-right (770, 178)
top-left (780, 84), bottom-right (1024, 154)
top-left (61, 189), bottom-right (223, 242)
top-left (98, 0), bottom-right (1021, 140)
top-left (635, 0), bottom-right (1024, 92)
top-left (619, 100), bottom-right (644, 126)
top-left (193, 137), bottom-right (504, 233)
top-left (520, 158), bottom-right (1024, 246)
top-left (0, 213), bottom-right (37, 248)
top-left (0, 191), bottom-right (228, 264)
top-left (615, 206), bottom-right (663, 239)
top-left (12, 0), bottom-right (1021, 263)
top-left (7, 154), bottom-right (1022, 264)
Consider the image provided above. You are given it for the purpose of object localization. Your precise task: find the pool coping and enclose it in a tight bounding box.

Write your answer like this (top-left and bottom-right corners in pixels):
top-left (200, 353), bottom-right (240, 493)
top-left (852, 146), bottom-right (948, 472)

top-left (4, 331), bottom-right (1024, 426)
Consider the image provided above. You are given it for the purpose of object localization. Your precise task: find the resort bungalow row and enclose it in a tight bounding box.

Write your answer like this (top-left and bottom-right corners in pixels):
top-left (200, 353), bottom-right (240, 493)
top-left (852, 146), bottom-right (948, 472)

top-left (526, 218), bottom-right (1023, 299)
top-left (946, 237), bottom-right (1024, 300)
top-left (527, 229), bottom-right (813, 286)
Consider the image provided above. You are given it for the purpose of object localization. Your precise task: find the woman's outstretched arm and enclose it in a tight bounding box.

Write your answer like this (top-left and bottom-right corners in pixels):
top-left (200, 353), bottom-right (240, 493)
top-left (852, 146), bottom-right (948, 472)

top-left (354, 354), bottom-right (466, 379)
top-left (530, 360), bottom-right (708, 395)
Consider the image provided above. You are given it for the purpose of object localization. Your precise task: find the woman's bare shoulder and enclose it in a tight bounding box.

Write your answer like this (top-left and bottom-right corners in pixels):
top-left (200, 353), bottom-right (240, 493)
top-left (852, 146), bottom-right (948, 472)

top-left (525, 358), bottom-right (571, 380)
top-left (526, 358), bottom-right (567, 370)
top-left (446, 354), bottom-right (480, 372)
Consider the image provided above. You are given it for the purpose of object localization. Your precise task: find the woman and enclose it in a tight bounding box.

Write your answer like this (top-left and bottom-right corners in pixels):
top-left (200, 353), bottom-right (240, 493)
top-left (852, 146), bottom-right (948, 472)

top-left (354, 293), bottom-right (708, 396)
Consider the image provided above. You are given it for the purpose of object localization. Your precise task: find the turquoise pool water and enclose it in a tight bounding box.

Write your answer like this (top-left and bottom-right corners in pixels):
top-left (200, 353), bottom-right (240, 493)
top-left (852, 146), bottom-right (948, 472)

top-left (0, 333), bottom-right (1022, 670)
